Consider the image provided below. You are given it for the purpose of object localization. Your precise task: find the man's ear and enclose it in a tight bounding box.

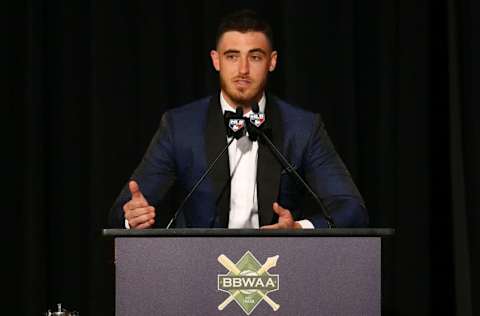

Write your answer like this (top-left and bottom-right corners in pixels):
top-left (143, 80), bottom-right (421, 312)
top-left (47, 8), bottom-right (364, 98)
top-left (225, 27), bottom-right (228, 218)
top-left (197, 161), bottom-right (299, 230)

top-left (210, 50), bottom-right (220, 71)
top-left (269, 51), bottom-right (278, 72)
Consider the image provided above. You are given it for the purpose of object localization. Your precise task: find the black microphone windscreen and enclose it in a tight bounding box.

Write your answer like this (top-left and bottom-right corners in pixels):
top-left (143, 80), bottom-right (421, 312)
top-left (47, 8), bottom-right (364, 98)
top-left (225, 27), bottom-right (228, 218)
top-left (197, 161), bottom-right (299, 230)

top-left (252, 103), bottom-right (260, 113)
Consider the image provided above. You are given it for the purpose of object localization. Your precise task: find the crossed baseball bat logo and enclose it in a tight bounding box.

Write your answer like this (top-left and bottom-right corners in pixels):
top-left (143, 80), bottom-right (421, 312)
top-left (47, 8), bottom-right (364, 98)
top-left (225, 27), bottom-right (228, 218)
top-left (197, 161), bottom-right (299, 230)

top-left (217, 254), bottom-right (280, 311)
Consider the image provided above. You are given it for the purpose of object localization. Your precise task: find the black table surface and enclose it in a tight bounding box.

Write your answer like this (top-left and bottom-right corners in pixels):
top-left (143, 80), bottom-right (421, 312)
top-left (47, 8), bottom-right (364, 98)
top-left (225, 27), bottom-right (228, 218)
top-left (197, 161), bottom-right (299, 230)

top-left (103, 228), bottom-right (395, 237)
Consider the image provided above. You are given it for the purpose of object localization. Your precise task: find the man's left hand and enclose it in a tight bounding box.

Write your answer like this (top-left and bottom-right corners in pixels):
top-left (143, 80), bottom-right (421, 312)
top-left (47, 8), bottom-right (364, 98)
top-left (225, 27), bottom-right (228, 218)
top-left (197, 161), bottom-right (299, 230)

top-left (260, 202), bottom-right (302, 229)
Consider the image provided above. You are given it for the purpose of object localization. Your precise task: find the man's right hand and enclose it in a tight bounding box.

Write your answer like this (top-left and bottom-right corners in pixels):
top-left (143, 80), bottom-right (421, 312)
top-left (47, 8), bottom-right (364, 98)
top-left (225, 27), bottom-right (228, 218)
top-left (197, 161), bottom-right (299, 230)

top-left (123, 180), bottom-right (155, 229)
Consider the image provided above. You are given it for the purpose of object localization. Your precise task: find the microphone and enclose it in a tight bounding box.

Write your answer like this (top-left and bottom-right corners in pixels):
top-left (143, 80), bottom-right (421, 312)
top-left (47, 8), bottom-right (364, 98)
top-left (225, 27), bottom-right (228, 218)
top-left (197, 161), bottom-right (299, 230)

top-left (247, 104), bottom-right (336, 228)
top-left (166, 107), bottom-right (245, 228)
top-left (245, 103), bottom-right (264, 141)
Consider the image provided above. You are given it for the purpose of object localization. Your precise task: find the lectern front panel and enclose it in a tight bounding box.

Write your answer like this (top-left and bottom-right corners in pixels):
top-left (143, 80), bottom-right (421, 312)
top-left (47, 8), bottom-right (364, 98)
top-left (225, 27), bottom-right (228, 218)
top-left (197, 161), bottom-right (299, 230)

top-left (115, 236), bottom-right (380, 315)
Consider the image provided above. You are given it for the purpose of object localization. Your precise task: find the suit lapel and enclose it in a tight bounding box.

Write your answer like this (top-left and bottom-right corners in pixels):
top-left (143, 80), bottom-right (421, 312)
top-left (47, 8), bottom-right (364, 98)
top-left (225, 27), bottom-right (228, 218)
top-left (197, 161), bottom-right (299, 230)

top-left (205, 94), bottom-right (230, 227)
top-left (257, 95), bottom-right (283, 226)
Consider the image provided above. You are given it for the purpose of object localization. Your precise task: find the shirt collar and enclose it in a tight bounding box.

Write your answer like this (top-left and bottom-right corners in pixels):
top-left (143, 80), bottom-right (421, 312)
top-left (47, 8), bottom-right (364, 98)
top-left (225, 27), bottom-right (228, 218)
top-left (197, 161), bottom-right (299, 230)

top-left (220, 91), bottom-right (266, 115)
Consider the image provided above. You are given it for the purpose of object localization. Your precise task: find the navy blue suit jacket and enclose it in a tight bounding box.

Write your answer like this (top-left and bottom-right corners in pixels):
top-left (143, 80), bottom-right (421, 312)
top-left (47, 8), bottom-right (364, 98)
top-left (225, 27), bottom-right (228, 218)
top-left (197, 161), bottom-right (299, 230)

top-left (109, 94), bottom-right (368, 228)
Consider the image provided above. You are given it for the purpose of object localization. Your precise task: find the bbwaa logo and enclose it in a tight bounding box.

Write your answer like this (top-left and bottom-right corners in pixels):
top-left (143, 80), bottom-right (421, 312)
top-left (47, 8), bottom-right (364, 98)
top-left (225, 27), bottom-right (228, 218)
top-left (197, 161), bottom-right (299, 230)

top-left (249, 113), bottom-right (265, 127)
top-left (229, 118), bottom-right (245, 132)
top-left (217, 251), bottom-right (280, 315)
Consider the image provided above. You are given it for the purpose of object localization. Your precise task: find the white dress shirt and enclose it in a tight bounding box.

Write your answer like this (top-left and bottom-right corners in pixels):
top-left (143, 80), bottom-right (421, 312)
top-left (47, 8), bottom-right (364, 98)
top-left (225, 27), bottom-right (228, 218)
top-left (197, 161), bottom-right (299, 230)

top-left (221, 93), bottom-right (263, 228)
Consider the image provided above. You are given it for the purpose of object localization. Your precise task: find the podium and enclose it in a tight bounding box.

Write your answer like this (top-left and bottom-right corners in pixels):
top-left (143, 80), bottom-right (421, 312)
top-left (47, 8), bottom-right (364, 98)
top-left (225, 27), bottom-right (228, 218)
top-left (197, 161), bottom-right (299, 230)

top-left (103, 228), bottom-right (393, 316)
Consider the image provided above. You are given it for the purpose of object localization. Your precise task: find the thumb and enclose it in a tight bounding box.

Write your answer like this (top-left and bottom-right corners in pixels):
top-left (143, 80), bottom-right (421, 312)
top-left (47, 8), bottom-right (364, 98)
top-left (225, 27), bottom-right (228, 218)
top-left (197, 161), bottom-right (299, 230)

top-left (272, 202), bottom-right (288, 217)
top-left (129, 180), bottom-right (146, 201)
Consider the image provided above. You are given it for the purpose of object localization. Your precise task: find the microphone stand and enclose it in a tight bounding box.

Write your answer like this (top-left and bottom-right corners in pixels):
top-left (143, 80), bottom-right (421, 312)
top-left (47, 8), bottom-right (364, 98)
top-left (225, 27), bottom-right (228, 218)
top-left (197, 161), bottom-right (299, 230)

top-left (166, 107), bottom-right (245, 229)
top-left (253, 124), bottom-right (336, 228)
top-left (166, 137), bottom-right (235, 229)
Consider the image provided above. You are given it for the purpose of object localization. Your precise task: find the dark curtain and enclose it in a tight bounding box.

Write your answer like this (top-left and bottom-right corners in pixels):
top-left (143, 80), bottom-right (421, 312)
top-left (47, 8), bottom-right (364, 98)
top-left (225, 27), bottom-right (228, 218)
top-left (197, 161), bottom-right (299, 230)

top-left (8, 0), bottom-right (479, 314)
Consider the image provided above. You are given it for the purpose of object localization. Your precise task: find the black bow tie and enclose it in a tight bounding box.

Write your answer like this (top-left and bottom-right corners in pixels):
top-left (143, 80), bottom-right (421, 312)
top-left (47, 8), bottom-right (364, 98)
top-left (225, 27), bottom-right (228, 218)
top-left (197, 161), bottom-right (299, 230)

top-left (224, 109), bottom-right (246, 139)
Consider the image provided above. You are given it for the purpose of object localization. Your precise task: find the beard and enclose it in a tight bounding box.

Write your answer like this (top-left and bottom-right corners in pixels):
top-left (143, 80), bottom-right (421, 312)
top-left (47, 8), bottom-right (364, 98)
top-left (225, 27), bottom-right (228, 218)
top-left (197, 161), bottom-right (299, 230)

top-left (219, 74), bottom-right (267, 107)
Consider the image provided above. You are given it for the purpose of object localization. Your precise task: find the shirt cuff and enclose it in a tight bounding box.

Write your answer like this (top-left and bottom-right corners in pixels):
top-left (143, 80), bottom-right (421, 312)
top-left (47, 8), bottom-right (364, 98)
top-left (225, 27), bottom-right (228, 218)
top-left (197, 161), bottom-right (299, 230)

top-left (297, 219), bottom-right (314, 229)
top-left (125, 219), bottom-right (131, 229)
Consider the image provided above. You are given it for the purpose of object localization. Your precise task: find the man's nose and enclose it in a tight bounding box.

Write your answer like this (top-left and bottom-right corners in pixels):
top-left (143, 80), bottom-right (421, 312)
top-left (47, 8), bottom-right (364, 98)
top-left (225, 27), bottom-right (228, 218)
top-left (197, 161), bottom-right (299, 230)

top-left (239, 57), bottom-right (249, 75)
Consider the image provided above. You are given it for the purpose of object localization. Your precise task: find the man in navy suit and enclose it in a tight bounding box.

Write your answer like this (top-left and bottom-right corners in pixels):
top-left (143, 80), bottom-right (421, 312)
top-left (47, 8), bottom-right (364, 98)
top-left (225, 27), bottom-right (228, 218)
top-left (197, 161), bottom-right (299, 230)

top-left (109, 10), bottom-right (368, 229)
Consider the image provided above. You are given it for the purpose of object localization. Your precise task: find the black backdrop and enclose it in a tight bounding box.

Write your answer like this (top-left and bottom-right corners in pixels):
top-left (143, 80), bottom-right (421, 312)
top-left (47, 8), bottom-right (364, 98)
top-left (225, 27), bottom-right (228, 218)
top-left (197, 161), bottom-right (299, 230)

top-left (7, 0), bottom-right (479, 315)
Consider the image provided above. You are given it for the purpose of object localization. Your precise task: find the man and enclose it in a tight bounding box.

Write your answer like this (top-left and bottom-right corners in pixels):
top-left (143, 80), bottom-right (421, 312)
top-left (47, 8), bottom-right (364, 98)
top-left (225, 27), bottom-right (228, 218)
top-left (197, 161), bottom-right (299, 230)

top-left (109, 10), bottom-right (368, 229)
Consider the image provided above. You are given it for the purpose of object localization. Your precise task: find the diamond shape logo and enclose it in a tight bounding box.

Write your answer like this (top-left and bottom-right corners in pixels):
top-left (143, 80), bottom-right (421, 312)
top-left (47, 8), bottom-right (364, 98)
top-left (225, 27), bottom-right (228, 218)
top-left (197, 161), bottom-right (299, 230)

top-left (217, 251), bottom-right (279, 315)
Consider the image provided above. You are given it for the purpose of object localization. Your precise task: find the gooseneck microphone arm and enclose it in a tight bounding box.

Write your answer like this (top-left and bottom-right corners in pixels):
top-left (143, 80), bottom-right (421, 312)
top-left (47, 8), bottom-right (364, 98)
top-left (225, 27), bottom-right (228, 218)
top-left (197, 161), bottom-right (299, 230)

top-left (166, 107), bottom-right (245, 229)
top-left (255, 128), bottom-right (336, 228)
top-left (248, 103), bottom-right (335, 228)
top-left (165, 137), bottom-right (235, 229)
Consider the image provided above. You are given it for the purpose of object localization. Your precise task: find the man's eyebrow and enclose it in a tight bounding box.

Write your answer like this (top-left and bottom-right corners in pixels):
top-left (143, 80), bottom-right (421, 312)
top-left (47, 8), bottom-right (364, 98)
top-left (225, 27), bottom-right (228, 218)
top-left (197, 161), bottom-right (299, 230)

top-left (223, 49), bottom-right (240, 55)
top-left (222, 48), bottom-right (268, 55)
top-left (249, 48), bottom-right (267, 55)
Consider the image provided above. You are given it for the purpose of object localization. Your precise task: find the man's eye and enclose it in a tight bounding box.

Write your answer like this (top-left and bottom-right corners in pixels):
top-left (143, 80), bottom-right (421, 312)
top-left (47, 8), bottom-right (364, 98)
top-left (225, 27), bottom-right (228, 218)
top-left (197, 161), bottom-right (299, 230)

top-left (250, 55), bottom-right (263, 61)
top-left (226, 55), bottom-right (238, 60)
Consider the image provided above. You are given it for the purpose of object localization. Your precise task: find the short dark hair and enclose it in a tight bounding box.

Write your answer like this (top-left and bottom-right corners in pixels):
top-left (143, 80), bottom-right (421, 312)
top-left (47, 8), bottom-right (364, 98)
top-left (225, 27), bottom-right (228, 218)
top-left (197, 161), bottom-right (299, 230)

top-left (216, 9), bottom-right (274, 49)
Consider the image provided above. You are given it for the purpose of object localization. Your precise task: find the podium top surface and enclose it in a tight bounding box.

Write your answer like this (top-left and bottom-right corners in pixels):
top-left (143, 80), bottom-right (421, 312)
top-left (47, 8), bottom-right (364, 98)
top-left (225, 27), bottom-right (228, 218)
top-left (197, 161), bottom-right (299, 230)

top-left (102, 228), bottom-right (394, 238)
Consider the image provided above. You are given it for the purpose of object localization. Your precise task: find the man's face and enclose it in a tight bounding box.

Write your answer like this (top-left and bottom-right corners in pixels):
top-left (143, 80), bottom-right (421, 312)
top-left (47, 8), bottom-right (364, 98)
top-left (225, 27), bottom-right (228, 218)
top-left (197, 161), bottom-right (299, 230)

top-left (210, 31), bottom-right (277, 109)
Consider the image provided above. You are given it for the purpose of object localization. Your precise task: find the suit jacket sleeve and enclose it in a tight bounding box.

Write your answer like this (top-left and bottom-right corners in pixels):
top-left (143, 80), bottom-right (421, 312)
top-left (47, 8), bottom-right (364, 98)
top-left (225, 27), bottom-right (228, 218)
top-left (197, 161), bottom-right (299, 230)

top-left (108, 112), bottom-right (177, 228)
top-left (303, 114), bottom-right (368, 227)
